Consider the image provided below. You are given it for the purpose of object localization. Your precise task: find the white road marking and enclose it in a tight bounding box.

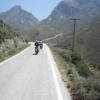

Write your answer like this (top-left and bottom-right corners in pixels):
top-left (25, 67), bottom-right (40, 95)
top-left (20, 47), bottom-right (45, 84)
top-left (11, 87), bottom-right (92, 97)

top-left (0, 46), bottom-right (30, 66)
top-left (45, 44), bottom-right (64, 100)
top-left (0, 43), bottom-right (71, 100)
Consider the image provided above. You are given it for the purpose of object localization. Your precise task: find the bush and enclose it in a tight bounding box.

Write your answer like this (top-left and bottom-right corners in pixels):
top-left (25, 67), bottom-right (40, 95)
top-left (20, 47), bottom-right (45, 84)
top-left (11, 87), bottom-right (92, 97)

top-left (25, 39), bottom-right (28, 44)
top-left (72, 74), bottom-right (100, 100)
top-left (60, 51), bottom-right (72, 62)
top-left (55, 49), bottom-right (100, 100)
top-left (96, 64), bottom-right (100, 70)
top-left (8, 49), bottom-right (16, 56)
top-left (71, 52), bottom-right (90, 77)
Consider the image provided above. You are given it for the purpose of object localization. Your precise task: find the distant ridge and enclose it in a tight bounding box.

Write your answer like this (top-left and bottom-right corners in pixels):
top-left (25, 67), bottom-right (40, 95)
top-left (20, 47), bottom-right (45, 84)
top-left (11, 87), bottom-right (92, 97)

top-left (0, 5), bottom-right (39, 32)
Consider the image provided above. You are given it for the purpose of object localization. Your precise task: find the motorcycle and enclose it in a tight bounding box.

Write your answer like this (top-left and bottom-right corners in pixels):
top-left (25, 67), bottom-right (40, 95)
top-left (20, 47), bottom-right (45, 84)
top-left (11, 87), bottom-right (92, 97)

top-left (35, 46), bottom-right (39, 55)
top-left (39, 41), bottom-right (43, 49)
top-left (40, 43), bottom-right (43, 49)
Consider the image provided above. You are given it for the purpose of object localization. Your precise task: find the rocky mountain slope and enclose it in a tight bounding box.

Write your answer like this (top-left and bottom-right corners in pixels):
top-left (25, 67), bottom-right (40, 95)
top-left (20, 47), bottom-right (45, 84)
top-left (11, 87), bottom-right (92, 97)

top-left (42, 0), bottom-right (100, 32)
top-left (76, 19), bottom-right (100, 64)
top-left (0, 20), bottom-right (26, 54)
top-left (0, 5), bottom-right (39, 32)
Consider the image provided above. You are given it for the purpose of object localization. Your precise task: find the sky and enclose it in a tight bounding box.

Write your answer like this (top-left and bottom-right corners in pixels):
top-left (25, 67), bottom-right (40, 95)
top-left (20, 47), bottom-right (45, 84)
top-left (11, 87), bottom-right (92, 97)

top-left (0, 0), bottom-right (62, 21)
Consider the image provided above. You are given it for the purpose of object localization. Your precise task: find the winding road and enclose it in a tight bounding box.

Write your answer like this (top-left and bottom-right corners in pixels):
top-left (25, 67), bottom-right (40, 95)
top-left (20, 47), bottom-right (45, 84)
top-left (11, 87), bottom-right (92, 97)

top-left (0, 43), bottom-right (71, 100)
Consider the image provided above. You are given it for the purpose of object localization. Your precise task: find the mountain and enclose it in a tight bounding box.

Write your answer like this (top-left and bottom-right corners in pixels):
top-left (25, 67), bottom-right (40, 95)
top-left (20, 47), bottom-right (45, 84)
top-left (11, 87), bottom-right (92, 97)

top-left (41, 1), bottom-right (73, 33)
top-left (42, 0), bottom-right (100, 33)
top-left (0, 5), bottom-right (39, 32)
top-left (40, 0), bottom-right (100, 64)
top-left (41, 0), bottom-right (100, 45)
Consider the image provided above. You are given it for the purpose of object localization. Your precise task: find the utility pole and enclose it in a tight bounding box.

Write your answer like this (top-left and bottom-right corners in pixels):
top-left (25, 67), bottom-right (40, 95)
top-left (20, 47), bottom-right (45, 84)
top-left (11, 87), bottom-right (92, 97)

top-left (70, 18), bottom-right (80, 52)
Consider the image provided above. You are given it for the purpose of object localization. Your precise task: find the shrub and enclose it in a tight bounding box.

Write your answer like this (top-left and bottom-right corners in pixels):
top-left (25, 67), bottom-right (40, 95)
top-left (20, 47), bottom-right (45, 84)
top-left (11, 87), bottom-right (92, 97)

top-left (71, 52), bottom-right (90, 77)
top-left (96, 64), bottom-right (100, 70)
top-left (72, 73), bottom-right (100, 100)
top-left (60, 51), bottom-right (72, 62)
top-left (8, 49), bottom-right (16, 56)
top-left (25, 39), bottom-right (28, 44)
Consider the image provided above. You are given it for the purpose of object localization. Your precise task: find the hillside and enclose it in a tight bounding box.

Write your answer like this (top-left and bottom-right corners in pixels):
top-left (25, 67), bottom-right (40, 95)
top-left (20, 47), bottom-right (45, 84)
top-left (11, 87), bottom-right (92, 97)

top-left (76, 19), bottom-right (100, 64)
top-left (40, 0), bottom-right (100, 64)
top-left (0, 20), bottom-right (17, 43)
top-left (0, 5), bottom-right (39, 32)
top-left (0, 20), bottom-right (26, 55)
top-left (27, 25), bottom-right (58, 41)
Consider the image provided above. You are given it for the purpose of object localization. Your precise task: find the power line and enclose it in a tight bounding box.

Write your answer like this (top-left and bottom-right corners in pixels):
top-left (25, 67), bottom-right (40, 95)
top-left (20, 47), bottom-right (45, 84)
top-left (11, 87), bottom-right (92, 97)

top-left (70, 18), bottom-right (80, 52)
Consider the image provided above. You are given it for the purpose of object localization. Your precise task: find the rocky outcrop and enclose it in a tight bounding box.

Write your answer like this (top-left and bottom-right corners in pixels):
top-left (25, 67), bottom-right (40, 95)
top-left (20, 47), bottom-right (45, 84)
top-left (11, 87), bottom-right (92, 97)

top-left (0, 37), bottom-right (26, 54)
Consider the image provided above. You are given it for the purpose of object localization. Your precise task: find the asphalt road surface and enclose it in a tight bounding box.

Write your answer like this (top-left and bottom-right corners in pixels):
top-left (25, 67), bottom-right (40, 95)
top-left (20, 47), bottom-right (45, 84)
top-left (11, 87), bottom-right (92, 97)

top-left (0, 43), bottom-right (71, 100)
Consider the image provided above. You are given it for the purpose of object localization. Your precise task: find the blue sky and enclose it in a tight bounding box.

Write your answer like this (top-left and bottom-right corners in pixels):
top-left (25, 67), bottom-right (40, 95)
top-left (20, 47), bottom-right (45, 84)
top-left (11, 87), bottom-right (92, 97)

top-left (0, 0), bottom-right (62, 21)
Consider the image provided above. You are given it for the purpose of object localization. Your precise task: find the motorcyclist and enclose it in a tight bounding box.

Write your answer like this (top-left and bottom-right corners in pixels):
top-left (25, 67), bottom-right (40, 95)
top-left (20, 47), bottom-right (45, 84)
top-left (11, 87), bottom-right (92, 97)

top-left (34, 40), bottom-right (39, 55)
top-left (39, 41), bottom-right (43, 49)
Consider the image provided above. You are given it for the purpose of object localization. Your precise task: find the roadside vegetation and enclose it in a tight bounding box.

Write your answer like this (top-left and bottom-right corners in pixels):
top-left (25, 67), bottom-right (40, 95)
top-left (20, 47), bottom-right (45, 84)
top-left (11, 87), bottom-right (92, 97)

top-left (53, 48), bottom-right (100, 100)
top-left (0, 20), bottom-right (29, 62)
top-left (0, 44), bottom-right (29, 62)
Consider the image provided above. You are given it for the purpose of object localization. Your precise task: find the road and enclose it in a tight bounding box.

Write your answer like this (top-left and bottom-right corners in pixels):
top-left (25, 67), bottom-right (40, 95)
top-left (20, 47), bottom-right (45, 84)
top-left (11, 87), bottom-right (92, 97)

top-left (43, 33), bottom-right (63, 42)
top-left (0, 43), bottom-right (71, 100)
